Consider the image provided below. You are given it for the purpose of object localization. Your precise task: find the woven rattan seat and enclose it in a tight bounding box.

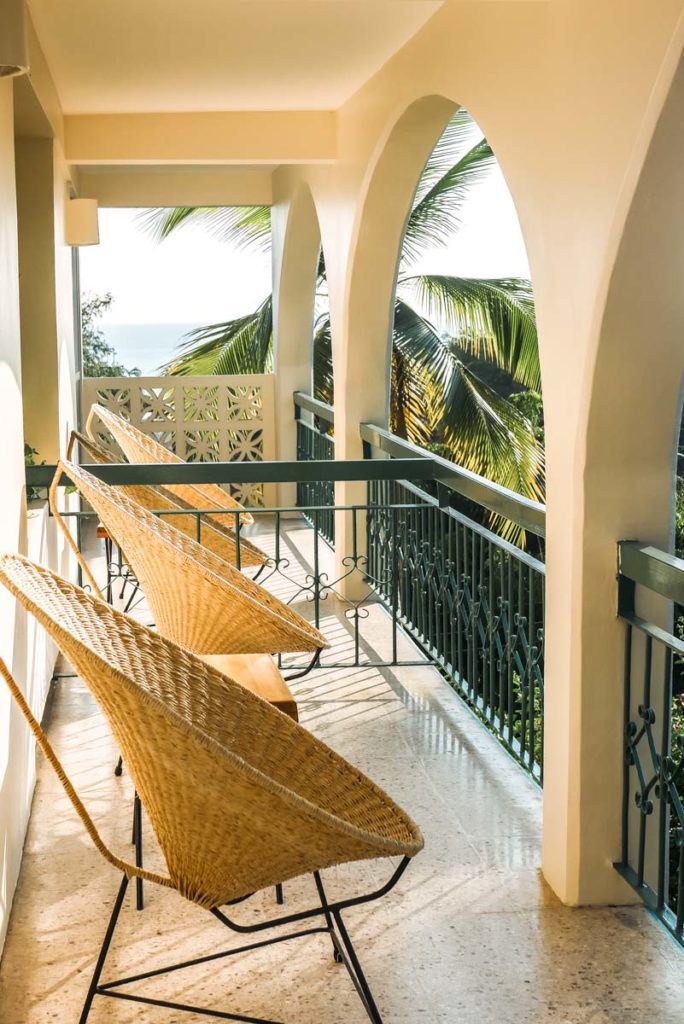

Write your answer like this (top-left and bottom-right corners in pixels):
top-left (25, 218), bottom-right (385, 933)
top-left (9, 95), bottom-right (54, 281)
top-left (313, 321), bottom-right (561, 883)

top-left (68, 429), bottom-right (267, 569)
top-left (0, 554), bottom-right (422, 909)
top-left (86, 402), bottom-right (255, 527)
top-left (51, 459), bottom-right (327, 657)
top-left (0, 556), bottom-right (422, 1022)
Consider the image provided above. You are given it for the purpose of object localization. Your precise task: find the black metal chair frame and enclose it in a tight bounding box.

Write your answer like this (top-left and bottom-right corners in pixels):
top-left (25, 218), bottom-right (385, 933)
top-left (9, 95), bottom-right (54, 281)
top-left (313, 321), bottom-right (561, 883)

top-left (80, 856), bottom-right (411, 1024)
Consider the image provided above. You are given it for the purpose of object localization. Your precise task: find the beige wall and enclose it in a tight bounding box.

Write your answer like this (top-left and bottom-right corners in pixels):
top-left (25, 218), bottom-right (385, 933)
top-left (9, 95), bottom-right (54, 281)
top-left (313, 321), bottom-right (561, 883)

top-left (266, 0), bottom-right (684, 904)
top-left (78, 166), bottom-right (274, 208)
top-left (0, 70), bottom-right (77, 952)
top-left (16, 137), bottom-right (60, 461)
top-left (0, 76), bottom-right (31, 954)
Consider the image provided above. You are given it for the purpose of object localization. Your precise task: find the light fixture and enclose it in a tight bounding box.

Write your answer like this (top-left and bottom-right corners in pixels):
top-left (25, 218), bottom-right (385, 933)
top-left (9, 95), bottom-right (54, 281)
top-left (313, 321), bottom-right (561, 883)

top-left (0, 0), bottom-right (29, 78)
top-left (65, 198), bottom-right (100, 247)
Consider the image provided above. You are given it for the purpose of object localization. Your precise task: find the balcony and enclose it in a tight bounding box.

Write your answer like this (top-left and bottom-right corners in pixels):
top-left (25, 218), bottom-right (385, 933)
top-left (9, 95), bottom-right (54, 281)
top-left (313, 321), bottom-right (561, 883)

top-left (1, 380), bottom-right (682, 1021)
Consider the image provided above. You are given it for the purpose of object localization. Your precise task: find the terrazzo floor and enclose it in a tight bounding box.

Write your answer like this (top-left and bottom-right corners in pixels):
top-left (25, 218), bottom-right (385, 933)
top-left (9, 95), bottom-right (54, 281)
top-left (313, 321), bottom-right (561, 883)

top-left (0, 517), bottom-right (683, 1022)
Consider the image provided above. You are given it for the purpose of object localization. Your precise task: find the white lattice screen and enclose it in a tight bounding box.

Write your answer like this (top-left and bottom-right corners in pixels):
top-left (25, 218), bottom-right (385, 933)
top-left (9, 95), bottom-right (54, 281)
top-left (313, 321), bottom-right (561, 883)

top-left (80, 375), bottom-right (277, 506)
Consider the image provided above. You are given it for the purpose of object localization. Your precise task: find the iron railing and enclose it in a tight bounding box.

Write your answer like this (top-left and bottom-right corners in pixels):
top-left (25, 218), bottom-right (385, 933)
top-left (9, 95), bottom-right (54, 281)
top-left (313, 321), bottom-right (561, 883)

top-left (617, 542), bottom-right (684, 946)
top-left (360, 415), bottom-right (545, 780)
top-left (290, 393), bottom-right (547, 779)
top-left (367, 478), bottom-right (545, 779)
top-left (30, 414), bottom-right (548, 780)
top-left (294, 392), bottom-right (335, 543)
top-left (30, 458), bottom-right (438, 675)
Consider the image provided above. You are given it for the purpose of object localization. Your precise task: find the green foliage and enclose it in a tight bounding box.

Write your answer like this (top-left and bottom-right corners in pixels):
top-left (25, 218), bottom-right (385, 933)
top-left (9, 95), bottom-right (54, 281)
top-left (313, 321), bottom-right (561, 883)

top-left (508, 390), bottom-right (545, 446)
top-left (81, 293), bottom-right (140, 378)
top-left (140, 205), bottom-right (271, 250)
top-left (142, 109), bottom-right (545, 516)
top-left (162, 297), bottom-right (273, 376)
top-left (24, 443), bottom-right (44, 503)
top-left (675, 476), bottom-right (684, 559)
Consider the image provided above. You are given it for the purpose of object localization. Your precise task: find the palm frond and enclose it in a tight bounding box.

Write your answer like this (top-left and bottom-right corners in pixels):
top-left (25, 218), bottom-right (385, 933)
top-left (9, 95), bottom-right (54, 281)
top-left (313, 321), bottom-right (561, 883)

top-left (414, 108), bottom-right (484, 204)
top-left (138, 206), bottom-right (272, 252)
top-left (402, 275), bottom-right (540, 390)
top-left (392, 298), bottom-right (454, 388)
top-left (431, 360), bottom-right (544, 501)
top-left (402, 138), bottom-right (495, 266)
top-left (160, 296), bottom-right (273, 376)
top-left (390, 343), bottom-right (431, 446)
top-left (390, 298), bottom-right (543, 505)
top-left (312, 315), bottom-right (334, 404)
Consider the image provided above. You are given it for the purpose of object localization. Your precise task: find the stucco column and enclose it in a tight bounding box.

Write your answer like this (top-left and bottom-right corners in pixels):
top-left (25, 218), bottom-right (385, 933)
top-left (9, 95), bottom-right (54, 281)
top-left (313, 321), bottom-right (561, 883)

top-left (541, 55), bottom-right (684, 905)
top-left (271, 180), bottom-right (321, 508)
top-left (15, 136), bottom-right (62, 463)
top-left (332, 97), bottom-right (456, 591)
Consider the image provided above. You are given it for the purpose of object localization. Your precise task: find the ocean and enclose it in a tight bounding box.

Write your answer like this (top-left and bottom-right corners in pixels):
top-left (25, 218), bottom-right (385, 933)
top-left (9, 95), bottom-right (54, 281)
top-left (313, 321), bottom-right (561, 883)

top-left (102, 323), bottom-right (201, 376)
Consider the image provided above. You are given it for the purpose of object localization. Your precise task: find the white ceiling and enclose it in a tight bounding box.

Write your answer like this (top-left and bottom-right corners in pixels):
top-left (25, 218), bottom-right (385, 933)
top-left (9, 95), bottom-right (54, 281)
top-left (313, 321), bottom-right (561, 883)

top-left (28, 1), bottom-right (443, 114)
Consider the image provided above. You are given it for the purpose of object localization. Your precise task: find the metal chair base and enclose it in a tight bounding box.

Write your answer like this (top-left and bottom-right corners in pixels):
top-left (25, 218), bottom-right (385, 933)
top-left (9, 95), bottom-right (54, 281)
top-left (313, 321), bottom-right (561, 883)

top-left (79, 858), bottom-right (410, 1024)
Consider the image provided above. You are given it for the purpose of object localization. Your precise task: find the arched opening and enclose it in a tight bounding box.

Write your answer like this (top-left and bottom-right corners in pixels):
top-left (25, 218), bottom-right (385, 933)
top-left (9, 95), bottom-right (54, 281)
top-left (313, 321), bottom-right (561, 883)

top-left (336, 95), bottom-right (458, 459)
top-left (387, 106), bottom-right (542, 508)
top-left (312, 243), bottom-right (331, 404)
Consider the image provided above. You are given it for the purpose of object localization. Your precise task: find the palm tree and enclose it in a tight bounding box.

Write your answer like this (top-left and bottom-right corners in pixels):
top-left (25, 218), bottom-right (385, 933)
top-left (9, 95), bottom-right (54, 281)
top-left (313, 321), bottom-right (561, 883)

top-left (140, 110), bottom-right (543, 502)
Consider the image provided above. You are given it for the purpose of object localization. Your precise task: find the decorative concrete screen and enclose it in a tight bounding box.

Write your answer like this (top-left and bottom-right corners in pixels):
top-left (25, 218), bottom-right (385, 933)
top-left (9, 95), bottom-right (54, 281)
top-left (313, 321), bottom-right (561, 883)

top-left (81, 375), bottom-right (277, 506)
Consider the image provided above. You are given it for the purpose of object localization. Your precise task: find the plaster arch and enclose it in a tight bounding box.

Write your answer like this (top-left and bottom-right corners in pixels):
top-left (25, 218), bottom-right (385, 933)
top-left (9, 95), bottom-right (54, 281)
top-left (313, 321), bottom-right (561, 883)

top-left (542, 50), bottom-right (684, 905)
top-left (334, 94), bottom-right (458, 460)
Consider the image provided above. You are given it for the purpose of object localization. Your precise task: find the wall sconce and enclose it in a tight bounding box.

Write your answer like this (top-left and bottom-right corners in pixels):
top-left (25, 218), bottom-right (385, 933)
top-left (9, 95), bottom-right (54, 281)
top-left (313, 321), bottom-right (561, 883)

top-left (0, 0), bottom-right (29, 78)
top-left (65, 198), bottom-right (100, 246)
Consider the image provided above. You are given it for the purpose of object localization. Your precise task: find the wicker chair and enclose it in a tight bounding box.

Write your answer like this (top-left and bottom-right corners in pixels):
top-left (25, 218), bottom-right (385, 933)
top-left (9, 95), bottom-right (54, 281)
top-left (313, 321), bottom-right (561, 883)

top-left (0, 554), bottom-right (422, 1024)
top-left (51, 459), bottom-right (326, 661)
top-left (68, 429), bottom-right (268, 572)
top-left (86, 401), bottom-right (255, 528)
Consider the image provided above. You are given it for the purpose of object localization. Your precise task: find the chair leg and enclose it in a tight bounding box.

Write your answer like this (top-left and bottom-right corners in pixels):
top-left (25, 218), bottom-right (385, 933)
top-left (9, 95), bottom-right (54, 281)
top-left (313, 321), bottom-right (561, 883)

top-left (123, 579), bottom-right (141, 613)
top-left (274, 884), bottom-right (284, 905)
top-left (313, 871), bottom-right (343, 963)
top-left (104, 537), bottom-right (113, 605)
top-left (331, 908), bottom-right (385, 1024)
top-left (114, 755), bottom-right (123, 777)
top-left (79, 874), bottom-right (129, 1024)
top-left (133, 793), bottom-right (144, 911)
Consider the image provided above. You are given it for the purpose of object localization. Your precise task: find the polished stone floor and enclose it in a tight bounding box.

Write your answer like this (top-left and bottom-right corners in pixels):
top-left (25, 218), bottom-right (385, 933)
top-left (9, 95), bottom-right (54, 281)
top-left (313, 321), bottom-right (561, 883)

top-left (0, 519), bottom-right (683, 1021)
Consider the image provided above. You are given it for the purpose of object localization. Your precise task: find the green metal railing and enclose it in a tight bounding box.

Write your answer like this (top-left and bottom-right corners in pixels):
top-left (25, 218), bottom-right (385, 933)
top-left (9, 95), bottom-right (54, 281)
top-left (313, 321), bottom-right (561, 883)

top-left (292, 392), bottom-right (547, 780)
top-left (30, 402), bottom-right (548, 780)
top-left (367, 479), bottom-right (545, 779)
top-left (617, 542), bottom-right (684, 946)
top-left (294, 392), bottom-right (335, 543)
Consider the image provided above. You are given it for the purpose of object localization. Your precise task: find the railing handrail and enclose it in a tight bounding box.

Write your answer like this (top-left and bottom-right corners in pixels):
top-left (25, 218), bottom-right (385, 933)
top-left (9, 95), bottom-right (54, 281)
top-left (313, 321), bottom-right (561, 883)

top-left (618, 540), bottom-right (684, 607)
top-left (28, 458), bottom-right (437, 490)
top-left (360, 423), bottom-right (546, 538)
top-left (293, 391), bottom-right (335, 425)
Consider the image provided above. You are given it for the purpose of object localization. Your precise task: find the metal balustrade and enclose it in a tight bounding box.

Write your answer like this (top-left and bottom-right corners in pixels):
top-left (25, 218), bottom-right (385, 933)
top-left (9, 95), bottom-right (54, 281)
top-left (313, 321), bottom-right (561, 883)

top-left (617, 542), bottom-right (684, 946)
top-left (367, 478), bottom-right (545, 779)
top-left (293, 393), bottom-right (547, 777)
top-left (294, 392), bottom-right (335, 543)
top-left (28, 397), bottom-right (548, 783)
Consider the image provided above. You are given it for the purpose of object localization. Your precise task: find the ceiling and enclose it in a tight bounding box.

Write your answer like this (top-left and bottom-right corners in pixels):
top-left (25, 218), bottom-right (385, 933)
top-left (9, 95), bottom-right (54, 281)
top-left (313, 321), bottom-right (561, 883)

top-left (28, 1), bottom-right (443, 114)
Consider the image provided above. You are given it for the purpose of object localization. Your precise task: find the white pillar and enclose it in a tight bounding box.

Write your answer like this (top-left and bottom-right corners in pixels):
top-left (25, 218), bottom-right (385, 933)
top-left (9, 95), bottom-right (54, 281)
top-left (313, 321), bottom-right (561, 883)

top-left (542, 55), bottom-right (684, 904)
top-left (271, 179), bottom-right (321, 508)
top-left (332, 97), bottom-right (456, 592)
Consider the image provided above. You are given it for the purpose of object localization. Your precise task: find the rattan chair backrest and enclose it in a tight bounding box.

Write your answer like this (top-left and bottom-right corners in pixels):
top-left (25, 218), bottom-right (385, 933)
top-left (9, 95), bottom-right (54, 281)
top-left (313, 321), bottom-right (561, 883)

top-left (86, 403), bottom-right (254, 525)
top-left (52, 459), bottom-right (327, 655)
top-left (0, 554), bottom-right (422, 908)
top-left (67, 431), bottom-right (266, 569)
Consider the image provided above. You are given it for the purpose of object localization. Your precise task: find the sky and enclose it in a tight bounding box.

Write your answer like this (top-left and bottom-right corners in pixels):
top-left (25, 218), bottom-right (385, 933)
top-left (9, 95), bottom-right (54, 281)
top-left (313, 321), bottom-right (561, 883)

top-left (80, 210), bottom-right (273, 325)
top-left (79, 156), bottom-right (530, 373)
